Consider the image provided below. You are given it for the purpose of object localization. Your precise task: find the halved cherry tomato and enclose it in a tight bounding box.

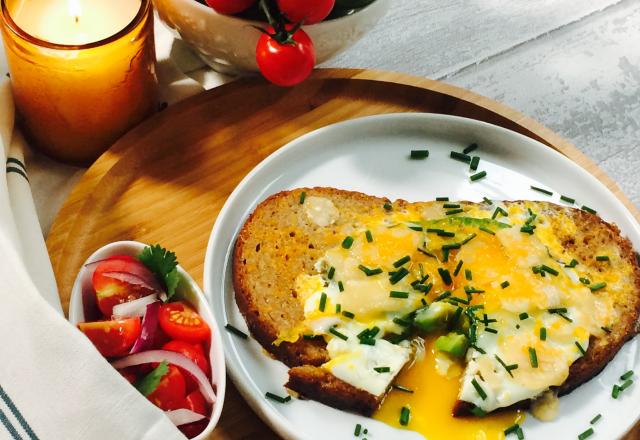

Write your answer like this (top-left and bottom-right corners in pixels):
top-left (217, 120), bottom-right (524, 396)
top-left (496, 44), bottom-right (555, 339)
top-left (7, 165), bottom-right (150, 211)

top-left (92, 255), bottom-right (158, 317)
top-left (205, 0), bottom-right (255, 15)
top-left (183, 390), bottom-right (208, 416)
top-left (162, 340), bottom-right (210, 392)
top-left (276, 0), bottom-right (335, 24)
top-left (119, 367), bottom-right (138, 384)
top-left (147, 365), bottom-right (186, 411)
top-left (78, 318), bottom-right (141, 357)
top-left (159, 302), bottom-right (211, 344)
top-left (256, 25), bottom-right (316, 87)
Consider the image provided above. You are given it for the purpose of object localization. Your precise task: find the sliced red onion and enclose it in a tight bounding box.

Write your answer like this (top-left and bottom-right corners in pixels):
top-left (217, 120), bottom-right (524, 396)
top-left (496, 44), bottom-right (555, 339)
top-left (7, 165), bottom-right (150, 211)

top-left (102, 271), bottom-right (162, 293)
top-left (129, 301), bottom-right (161, 354)
top-left (165, 409), bottom-right (206, 426)
top-left (112, 294), bottom-right (158, 319)
top-left (112, 350), bottom-right (216, 404)
top-left (83, 258), bottom-right (111, 270)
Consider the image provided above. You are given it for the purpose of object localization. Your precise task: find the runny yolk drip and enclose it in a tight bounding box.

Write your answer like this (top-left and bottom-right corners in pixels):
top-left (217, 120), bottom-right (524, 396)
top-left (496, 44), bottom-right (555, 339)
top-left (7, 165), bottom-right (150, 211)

top-left (374, 338), bottom-right (524, 440)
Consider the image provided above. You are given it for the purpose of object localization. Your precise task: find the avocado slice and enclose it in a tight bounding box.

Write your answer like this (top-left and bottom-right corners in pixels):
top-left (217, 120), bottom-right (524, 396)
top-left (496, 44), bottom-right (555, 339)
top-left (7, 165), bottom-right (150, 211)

top-left (413, 302), bottom-right (458, 333)
top-left (435, 332), bottom-right (470, 358)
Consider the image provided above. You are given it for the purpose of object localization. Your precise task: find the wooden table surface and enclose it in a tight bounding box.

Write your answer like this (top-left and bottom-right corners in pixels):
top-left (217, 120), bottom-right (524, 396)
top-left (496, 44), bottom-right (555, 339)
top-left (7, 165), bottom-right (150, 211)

top-left (2, 1), bottom-right (640, 439)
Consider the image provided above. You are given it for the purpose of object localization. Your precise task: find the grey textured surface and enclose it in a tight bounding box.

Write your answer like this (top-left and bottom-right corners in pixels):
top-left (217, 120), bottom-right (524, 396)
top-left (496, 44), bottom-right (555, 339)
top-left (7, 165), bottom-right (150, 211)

top-left (1, 0), bottom-right (638, 233)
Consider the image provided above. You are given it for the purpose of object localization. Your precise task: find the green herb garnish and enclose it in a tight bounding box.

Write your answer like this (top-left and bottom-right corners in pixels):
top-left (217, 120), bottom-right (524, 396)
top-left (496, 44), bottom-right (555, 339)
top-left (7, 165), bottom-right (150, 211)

top-left (342, 236), bottom-right (354, 249)
top-left (470, 156), bottom-right (480, 171)
top-left (470, 171), bottom-right (487, 182)
top-left (327, 266), bottom-right (335, 279)
top-left (581, 205), bottom-right (597, 214)
top-left (501, 281), bottom-right (510, 289)
top-left (390, 291), bottom-right (410, 299)
top-left (393, 255), bottom-right (411, 268)
top-left (530, 185), bottom-right (553, 196)
top-left (463, 143), bottom-right (478, 154)
top-left (596, 255), bottom-right (610, 262)
top-left (399, 406), bottom-right (411, 426)
top-left (410, 149), bottom-right (429, 159)
top-left (265, 392), bottom-right (291, 404)
top-left (299, 191), bottom-right (306, 204)
top-left (329, 327), bottom-right (348, 341)
top-left (135, 361), bottom-right (169, 396)
top-left (450, 151), bottom-right (471, 163)
top-left (471, 378), bottom-right (487, 400)
top-left (560, 195), bottom-right (575, 204)
top-left (374, 367), bottom-right (390, 373)
top-left (589, 282), bottom-right (607, 292)
top-left (138, 244), bottom-right (179, 301)
top-left (365, 230), bottom-right (373, 243)
top-left (540, 327), bottom-right (547, 341)
top-left (529, 347), bottom-right (538, 368)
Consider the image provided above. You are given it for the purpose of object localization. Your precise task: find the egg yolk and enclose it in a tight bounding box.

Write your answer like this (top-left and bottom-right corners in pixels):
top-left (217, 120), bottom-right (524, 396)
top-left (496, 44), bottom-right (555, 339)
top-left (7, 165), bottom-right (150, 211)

top-left (375, 338), bottom-right (524, 440)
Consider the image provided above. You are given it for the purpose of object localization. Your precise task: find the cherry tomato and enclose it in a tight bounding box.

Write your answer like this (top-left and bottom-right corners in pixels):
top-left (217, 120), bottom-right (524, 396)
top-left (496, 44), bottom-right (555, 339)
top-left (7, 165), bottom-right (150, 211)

top-left (162, 340), bottom-right (210, 392)
top-left (78, 318), bottom-right (141, 357)
top-left (147, 365), bottom-right (186, 411)
top-left (276, 0), bottom-right (335, 24)
top-left (183, 390), bottom-right (208, 416)
top-left (92, 255), bottom-right (157, 317)
top-left (159, 302), bottom-right (211, 344)
top-left (256, 26), bottom-right (316, 87)
top-left (119, 367), bottom-right (138, 384)
top-left (205, 0), bottom-right (255, 15)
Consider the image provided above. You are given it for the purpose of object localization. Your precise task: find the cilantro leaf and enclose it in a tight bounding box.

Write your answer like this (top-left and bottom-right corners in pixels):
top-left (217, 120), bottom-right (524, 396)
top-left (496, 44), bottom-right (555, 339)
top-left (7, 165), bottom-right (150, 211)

top-left (138, 244), bottom-right (180, 301)
top-left (134, 361), bottom-right (169, 396)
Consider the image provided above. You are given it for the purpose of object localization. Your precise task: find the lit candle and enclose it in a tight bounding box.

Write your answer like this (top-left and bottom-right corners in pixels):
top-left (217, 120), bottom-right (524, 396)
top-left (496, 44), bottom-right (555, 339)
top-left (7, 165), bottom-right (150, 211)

top-left (1, 0), bottom-right (158, 165)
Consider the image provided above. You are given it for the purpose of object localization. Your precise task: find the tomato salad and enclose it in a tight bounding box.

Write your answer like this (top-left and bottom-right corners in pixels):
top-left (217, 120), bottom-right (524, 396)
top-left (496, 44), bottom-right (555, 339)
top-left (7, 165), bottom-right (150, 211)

top-left (77, 245), bottom-right (216, 439)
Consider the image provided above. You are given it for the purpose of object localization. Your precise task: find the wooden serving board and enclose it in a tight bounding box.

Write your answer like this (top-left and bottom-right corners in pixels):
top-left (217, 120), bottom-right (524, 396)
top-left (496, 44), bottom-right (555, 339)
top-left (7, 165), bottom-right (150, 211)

top-left (46, 68), bottom-right (640, 439)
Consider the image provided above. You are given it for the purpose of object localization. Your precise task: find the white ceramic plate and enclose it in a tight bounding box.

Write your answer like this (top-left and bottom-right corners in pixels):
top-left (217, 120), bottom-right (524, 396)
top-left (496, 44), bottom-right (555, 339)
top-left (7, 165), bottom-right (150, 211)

top-left (203, 113), bottom-right (640, 440)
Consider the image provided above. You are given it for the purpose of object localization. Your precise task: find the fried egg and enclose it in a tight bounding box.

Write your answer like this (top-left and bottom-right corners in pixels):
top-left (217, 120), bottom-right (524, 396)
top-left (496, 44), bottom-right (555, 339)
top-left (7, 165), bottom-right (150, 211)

top-left (281, 197), bottom-right (619, 439)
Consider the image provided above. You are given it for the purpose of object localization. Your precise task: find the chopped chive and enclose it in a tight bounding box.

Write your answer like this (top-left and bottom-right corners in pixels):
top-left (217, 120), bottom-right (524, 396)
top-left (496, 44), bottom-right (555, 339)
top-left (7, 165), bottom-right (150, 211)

top-left (354, 424), bottom-right (362, 436)
top-left (319, 293), bottom-right (327, 312)
top-left (461, 233), bottom-right (477, 245)
top-left (565, 258), bottom-right (578, 268)
top-left (408, 224), bottom-right (423, 231)
top-left (335, 304), bottom-right (341, 313)
top-left (265, 392), bottom-right (291, 403)
top-left (365, 230), bottom-right (373, 243)
top-left (491, 206), bottom-right (508, 219)
top-left (436, 197), bottom-right (449, 201)
top-left (470, 156), bottom-right (480, 171)
top-left (435, 291), bottom-right (452, 301)
top-left (438, 268), bottom-right (453, 285)
top-left (342, 236), bottom-right (354, 249)
top-left (471, 378), bottom-right (487, 400)
top-left (519, 312), bottom-right (529, 320)
top-left (620, 379), bottom-right (634, 391)
top-left (501, 281), bottom-right (510, 289)
top-left (393, 317), bottom-right (411, 327)
top-left (442, 243), bottom-right (462, 250)
top-left (450, 151), bottom-right (471, 163)
top-left (580, 277), bottom-right (591, 285)
top-left (342, 310), bottom-right (355, 319)
top-left (427, 228), bottom-right (444, 234)
top-left (448, 296), bottom-right (470, 305)
top-left (575, 341), bottom-right (587, 356)
top-left (589, 282), bottom-right (607, 292)
top-left (329, 327), bottom-right (348, 341)
top-left (358, 265), bottom-right (382, 276)
top-left (548, 307), bottom-right (568, 314)
top-left (399, 406), bottom-right (410, 426)
top-left (392, 384), bottom-right (414, 393)
top-left (479, 226), bottom-right (495, 235)
top-left (560, 195), bottom-right (575, 204)
top-left (363, 429), bottom-right (368, 435)
top-left (590, 414), bottom-right (602, 425)
top-left (465, 269), bottom-right (473, 280)
top-left (578, 428), bottom-right (594, 440)
top-left (389, 267), bottom-right (410, 284)
top-left (454, 260), bottom-right (464, 276)
top-left (225, 324), bottom-right (248, 339)
top-left (601, 326), bottom-right (611, 334)
top-left (393, 255), bottom-right (411, 268)
top-left (443, 203), bottom-right (460, 209)
top-left (530, 185), bottom-right (553, 196)
top-left (417, 247), bottom-right (437, 258)
top-left (410, 149), bottom-right (429, 159)
top-left (338, 281), bottom-right (344, 292)
top-left (437, 230), bottom-right (456, 237)
top-left (390, 291), bottom-right (410, 299)
top-left (470, 171), bottom-right (487, 182)
top-left (529, 347), bottom-right (538, 368)
top-left (484, 327), bottom-right (498, 334)
top-left (483, 197), bottom-right (493, 205)
top-left (299, 191), bottom-right (306, 204)
top-left (621, 370), bottom-right (634, 381)
top-left (495, 355), bottom-right (518, 377)
top-left (596, 255), bottom-right (610, 262)
top-left (471, 406), bottom-right (487, 417)
top-left (327, 266), bottom-right (335, 279)
top-left (464, 286), bottom-right (485, 294)
top-left (581, 205), bottom-right (597, 214)
top-left (540, 264), bottom-right (559, 276)
top-left (540, 327), bottom-right (547, 341)
top-left (446, 208), bottom-right (464, 215)
top-left (416, 282), bottom-right (433, 295)
top-left (612, 384), bottom-right (621, 398)
top-left (384, 202), bottom-right (392, 211)
top-left (374, 366), bottom-right (391, 373)
top-left (504, 424), bottom-right (520, 436)
top-left (463, 143), bottom-right (478, 154)
top-left (520, 224), bottom-right (536, 235)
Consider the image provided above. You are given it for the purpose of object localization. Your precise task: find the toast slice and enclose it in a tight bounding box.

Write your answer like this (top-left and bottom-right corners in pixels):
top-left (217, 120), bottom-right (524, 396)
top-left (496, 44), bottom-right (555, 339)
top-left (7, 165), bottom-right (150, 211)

top-left (233, 187), bottom-right (640, 416)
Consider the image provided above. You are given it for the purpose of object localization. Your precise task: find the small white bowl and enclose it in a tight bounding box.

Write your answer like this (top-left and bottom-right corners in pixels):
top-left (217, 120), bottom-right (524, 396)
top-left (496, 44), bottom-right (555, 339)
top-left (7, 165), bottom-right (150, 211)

top-left (154, 0), bottom-right (390, 74)
top-left (69, 240), bottom-right (226, 440)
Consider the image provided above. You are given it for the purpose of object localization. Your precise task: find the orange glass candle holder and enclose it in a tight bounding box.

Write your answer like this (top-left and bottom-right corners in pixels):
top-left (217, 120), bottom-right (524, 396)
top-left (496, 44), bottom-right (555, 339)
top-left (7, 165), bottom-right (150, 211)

top-left (1, 0), bottom-right (158, 165)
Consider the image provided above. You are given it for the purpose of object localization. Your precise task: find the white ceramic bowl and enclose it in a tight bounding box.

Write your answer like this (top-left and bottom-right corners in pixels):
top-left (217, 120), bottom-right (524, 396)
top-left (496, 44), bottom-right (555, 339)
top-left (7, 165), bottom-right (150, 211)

top-left (69, 240), bottom-right (226, 440)
top-left (153, 0), bottom-right (390, 74)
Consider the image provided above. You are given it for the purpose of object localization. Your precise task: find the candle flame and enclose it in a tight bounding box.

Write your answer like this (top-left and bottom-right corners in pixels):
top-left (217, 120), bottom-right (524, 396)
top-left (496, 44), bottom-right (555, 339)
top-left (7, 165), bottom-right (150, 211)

top-left (68, 0), bottom-right (82, 22)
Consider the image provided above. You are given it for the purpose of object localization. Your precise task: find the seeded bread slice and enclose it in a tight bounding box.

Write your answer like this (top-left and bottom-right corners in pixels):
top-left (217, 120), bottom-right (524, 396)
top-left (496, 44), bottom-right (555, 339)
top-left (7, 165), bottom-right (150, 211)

top-left (233, 188), bottom-right (640, 416)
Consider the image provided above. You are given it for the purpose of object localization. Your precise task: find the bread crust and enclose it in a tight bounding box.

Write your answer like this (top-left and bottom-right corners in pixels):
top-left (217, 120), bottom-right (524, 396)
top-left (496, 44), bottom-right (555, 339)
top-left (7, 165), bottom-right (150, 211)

top-left (233, 188), bottom-right (640, 416)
